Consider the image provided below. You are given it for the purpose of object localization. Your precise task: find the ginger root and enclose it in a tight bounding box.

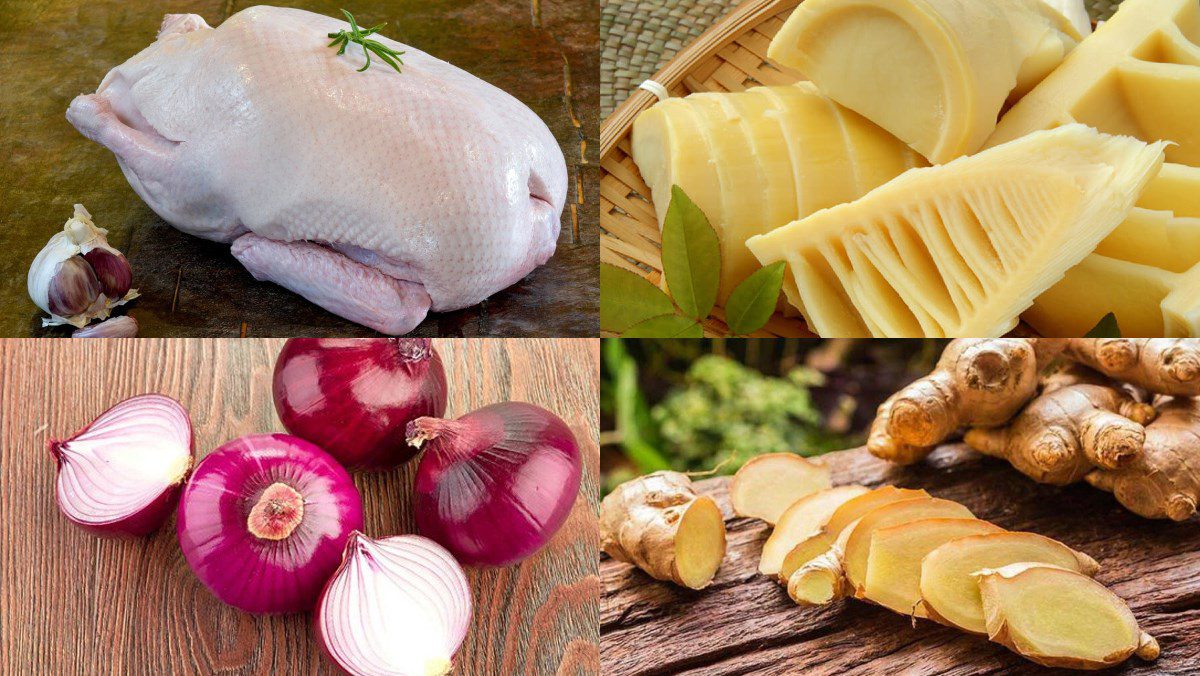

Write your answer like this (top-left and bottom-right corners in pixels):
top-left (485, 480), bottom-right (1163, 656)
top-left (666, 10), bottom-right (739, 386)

top-left (730, 453), bottom-right (832, 525)
top-left (600, 471), bottom-right (727, 589)
top-left (964, 382), bottom-right (1157, 485)
top-left (976, 563), bottom-right (1159, 669)
top-left (1086, 396), bottom-right (1200, 521)
top-left (1064, 338), bottom-right (1200, 396)
top-left (919, 531), bottom-right (1100, 634)
top-left (868, 339), bottom-right (1065, 465)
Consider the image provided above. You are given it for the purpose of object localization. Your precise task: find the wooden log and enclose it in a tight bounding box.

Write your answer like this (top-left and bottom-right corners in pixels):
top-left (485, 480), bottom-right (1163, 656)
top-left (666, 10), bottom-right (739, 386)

top-left (602, 446), bottom-right (1200, 675)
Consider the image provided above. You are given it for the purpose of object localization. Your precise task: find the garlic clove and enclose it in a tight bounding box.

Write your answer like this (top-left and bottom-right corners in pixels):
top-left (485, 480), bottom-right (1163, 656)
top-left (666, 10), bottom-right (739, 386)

top-left (47, 256), bottom-right (102, 318)
top-left (72, 315), bottom-right (139, 338)
top-left (28, 204), bottom-right (140, 328)
top-left (82, 248), bottom-right (133, 299)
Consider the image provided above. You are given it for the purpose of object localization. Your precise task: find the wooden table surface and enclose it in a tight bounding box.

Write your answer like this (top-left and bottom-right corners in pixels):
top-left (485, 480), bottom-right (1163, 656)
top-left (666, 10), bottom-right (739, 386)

top-left (0, 0), bottom-right (598, 337)
top-left (0, 338), bottom-right (600, 674)
top-left (601, 446), bottom-right (1200, 675)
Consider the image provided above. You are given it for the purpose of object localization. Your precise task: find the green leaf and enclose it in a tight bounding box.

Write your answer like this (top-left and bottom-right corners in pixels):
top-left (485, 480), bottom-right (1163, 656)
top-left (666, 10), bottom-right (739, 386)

top-left (661, 186), bottom-right (721, 320)
top-left (1084, 312), bottom-right (1122, 338)
top-left (724, 261), bottom-right (786, 335)
top-left (622, 314), bottom-right (703, 338)
top-left (600, 264), bottom-right (675, 333)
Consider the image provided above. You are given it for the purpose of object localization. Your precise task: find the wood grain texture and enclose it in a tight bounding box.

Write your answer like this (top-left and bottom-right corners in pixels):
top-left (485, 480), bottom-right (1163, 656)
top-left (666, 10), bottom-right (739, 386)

top-left (0, 0), bottom-right (598, 337)
top-left (602, 446), bottom-right (1200, 675)
top-left (0, 338), bottom-right (601, 674)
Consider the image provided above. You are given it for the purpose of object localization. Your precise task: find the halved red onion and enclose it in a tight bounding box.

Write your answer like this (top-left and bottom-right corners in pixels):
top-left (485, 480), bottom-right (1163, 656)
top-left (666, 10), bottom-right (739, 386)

top-left (316, 533), bottom-right (472, 676)
top-left (273, 338), bottom-right (448, 470)
top-left (177, 434), bottom-right (364, 614)
top-left (50, 394), bottom-right (193, 536)
top-left (408, 402), bottom-right (583, 567)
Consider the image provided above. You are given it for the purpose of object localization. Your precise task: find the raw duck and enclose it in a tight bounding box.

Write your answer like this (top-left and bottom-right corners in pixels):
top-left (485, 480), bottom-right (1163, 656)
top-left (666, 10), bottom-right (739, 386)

top-left (66, 6), bottom-right (567, 335)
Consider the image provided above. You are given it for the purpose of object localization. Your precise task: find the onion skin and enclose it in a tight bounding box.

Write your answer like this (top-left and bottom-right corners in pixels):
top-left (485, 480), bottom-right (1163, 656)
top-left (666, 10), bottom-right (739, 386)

top-left (315, 532), bottom-right (472, 676)
top-left (410, 402), bottom-right (583, 567)
top-left (50, 394), bottom-right (193, 537)
top-left (273, 338), bottom-right (448, 470)
top-left (177, 434), bottom-right (364, 614)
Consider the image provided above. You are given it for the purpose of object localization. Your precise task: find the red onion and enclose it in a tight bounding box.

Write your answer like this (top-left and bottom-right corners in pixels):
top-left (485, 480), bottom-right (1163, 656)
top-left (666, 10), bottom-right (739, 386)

top-left (49, 394), bottom-right (193, 536)
top-left (407, 402), bottom-right (582, 567)
top-left (316, 533), bottom-right (472, 676)
top-left (176, 434), bottom-right (364, 614)
top-left (273, 338), bottom-right (448, 470)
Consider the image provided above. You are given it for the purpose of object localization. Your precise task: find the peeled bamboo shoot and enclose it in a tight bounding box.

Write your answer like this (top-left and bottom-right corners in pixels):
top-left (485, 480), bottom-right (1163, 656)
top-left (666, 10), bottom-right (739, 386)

top-left (746, 125), bottom-right (1166, 337)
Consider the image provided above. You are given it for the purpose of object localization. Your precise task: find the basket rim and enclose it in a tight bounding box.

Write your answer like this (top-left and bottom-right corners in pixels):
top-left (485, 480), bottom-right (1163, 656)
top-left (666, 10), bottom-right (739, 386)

top-left (601, 0), bottom-right (802, 159)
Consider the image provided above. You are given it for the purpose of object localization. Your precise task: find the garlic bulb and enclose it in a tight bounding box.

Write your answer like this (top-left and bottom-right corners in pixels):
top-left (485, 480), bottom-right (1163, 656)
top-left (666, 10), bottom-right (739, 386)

top-left (72, 315), bottom-right (139, 338)
top-left (28, 205), bottom-right (139, 328)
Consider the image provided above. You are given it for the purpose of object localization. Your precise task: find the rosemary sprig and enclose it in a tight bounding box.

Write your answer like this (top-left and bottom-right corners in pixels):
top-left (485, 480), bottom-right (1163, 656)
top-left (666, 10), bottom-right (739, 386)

top-left (327, 9), bottom-right (405, 74)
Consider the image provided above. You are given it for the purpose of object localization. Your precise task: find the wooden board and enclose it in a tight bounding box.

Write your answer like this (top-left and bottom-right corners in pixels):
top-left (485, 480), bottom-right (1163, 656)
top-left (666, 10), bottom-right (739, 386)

top-left (0, 338), bottom-right (601, 674)
top-left (0, 0), bottom-right (598, 337)
top-left (601, 445), bottom-right (1200, 675)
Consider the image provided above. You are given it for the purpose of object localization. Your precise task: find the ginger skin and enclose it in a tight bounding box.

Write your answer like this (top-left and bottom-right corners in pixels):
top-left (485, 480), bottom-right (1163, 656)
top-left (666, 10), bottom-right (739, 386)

top-left (964, 383), bottom-right (1156, 485)
top-left (1064, 338), bottom-right (1200, 396)
top-left (1086, 397), bottom-right (1200, 521)
top-left (868, 339), bottom-right (1065, 465)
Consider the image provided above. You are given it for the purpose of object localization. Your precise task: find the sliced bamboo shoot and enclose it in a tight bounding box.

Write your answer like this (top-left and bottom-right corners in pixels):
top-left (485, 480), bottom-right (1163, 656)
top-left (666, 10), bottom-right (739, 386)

top-left (989, 0), bottom-right (1200, 164)
top-left (768, 0), bottom-right (1079, 163)
top-left (1026, 164), bottom-right (1200, 336)
top-left (747, 125), bottom-right (1167, 337)
top-left (631, 82), bottom-right (925, 302)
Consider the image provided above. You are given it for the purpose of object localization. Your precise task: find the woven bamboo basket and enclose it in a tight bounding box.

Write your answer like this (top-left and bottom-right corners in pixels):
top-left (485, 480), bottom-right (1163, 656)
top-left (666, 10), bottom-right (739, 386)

top-left (601, 0), bottom-right (820, 337)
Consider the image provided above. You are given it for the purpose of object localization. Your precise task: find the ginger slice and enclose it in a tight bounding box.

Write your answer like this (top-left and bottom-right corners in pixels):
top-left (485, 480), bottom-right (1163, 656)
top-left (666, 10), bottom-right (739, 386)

top-left (730, 453), bottom-right (833, 525)
top-left (599, 471), bottom-right (727, 589)
top-left (758, 485), bottom-right (869, 575)
top-left (863, 517), bottom-right (1003, 617)
top-left (787, 496), bottom-right (974, 605)
top-left (747, 125), bottom-right (1166, 337)
top-left (788, 523), bottom-right (854, 606)
top-left (840, 498), bottom-right (975, 598)
top-left (976, 563), bottom-right (1159, 669)
top-left (918, 531), bottom-right (1100, 634)
top-left (777, 486), bottom-right (929, 583)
